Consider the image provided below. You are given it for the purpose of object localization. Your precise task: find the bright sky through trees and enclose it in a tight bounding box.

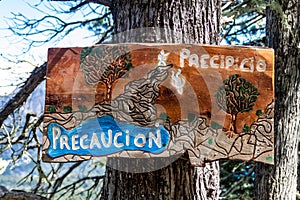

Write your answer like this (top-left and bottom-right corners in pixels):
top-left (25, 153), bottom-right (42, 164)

top-left (0, 0), bottom-right (97, 96)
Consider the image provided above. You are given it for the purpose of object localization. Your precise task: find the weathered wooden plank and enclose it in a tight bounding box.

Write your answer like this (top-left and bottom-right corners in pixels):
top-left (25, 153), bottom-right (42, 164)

top-left (43, 44), bottom-right (274, 165)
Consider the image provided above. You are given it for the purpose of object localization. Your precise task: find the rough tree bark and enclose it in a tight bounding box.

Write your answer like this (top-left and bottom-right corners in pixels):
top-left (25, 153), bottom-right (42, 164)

top-left (254, 0), bottom-right (300, 199)
top-left (100, 0), bottom-right (221, 199)
top-left (0, 185), bottom-right (47, 200)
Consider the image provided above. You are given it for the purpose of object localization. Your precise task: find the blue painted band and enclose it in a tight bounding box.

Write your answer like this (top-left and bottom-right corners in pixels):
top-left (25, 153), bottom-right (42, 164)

top-left (46, 115), bottom-right (170, 158)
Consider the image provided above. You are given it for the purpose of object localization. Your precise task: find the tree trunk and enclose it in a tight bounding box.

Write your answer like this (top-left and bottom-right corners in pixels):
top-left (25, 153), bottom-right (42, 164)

top-left (106, 83), bottom-right (112, 103)
top-left (254, 1), bottom-right (300, 199)
top-left (231, 113), bottom-right (237, 134)
top-left (101, 0), bottom-right (221, 199)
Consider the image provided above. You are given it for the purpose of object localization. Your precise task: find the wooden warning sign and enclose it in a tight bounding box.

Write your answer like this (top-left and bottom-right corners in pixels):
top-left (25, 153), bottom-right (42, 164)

top-left (43, 44), bottom-right (274, 165)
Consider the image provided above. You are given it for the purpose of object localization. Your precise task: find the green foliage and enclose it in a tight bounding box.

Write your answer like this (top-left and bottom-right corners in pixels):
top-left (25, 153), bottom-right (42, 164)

top-left (211, 121), bottom-right (223, 129)
top-left (266, 156), bottom-right (273, 162)
top-left (256, 109), bottom-right (262, 117)
top-left (222, 0), bottom-right (267, 46)
top-left (80, 45), bottom-right (133, 85)
top-left (216, 74), bottom-right (259, 116)
top-left (80, 45), bottom-right (134, 102)
top-left (220, 161), bottom-right (254, 199)
top-left (63, 106), bottom-right (72, 113)
top-left (47, 105), bottom-right (56, 113)
top-left (159, 113), bottom-right (170, 121)
top-left (188, 113), bottom-right (196, 122)
top-left (80, 46), bottom-right (93, 61)
top-left (243, 124), bottom-right (250, 132)
top-left (86, 8), bottom-right (113, 38)
top-left (78, 105), bottom-right (88, 112)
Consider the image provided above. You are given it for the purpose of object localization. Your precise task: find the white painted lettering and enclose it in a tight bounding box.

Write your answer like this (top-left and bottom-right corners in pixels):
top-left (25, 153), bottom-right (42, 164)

top-left (52, 126), bottom-right (61, 149)
top-left (149, 130), bottom-right (162, 148)
top-left (178, 48), bottom-right (267, 72)
top-left (250, 57), bottom-right (254, 72)
top-left (240, 58), bottom-right (254, 72)
top-left (125, 130), bottom-right (130, 146)
top-left (101, 130), bottom-right (112, 148)
top-left (80, 134), bottom-right (89, 149)
top-left (225, 56), bottom-right (234, 69)
top-left (114, 132), bottom-right (124, 148)
top-left (220, 55), bottom-right (225, 68)
top-left (180, 48), bottom-right (190, 67)
top-left (200, 54), bottom-right (210, 68)
top-left (90, 132), bottom-right (101, 149)
top-left (60, 135), bottom-right (70, 150)
top-left (240, 58), bottom-right (250, 72)
top-left (189, 54), bottom-right (199, 68)
top-left (134, 134), bottom-right (146, 147)
top-left (210, 55), bottom-right (219, 68)
top-left (71, 134), bottom-right (80, 150)
top-left (257, 59), bottom-right (266, 72)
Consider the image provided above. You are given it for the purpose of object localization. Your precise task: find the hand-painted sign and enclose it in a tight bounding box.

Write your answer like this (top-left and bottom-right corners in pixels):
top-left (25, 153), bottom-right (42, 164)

top-left (43, 44), bottom-right (274, 165)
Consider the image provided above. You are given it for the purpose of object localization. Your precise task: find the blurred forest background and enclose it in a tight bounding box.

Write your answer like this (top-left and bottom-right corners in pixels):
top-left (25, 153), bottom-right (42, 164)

top-left (0, 0), bottom-right (285, 199)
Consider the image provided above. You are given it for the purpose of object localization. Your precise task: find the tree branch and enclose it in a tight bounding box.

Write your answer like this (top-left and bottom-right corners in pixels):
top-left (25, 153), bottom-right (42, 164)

top-left (70, 0), bottom-right (112, 11)
top-left (96, 0), bottom-right (112, 7)
top-left (7, 12), bottom-right (112, 52)
top-left (50, 162), bottom-right (83, 199)
top-left (96, 26), bottom-right (113, 44)
top-left (0, 187), bottom-right (47, 200)
top-left (0, 62), bottom-right (47, 128)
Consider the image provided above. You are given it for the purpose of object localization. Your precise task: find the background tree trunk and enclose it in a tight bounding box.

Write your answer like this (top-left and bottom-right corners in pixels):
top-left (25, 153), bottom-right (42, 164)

top-left (254, 0), bottom-right (300, 199)
top-left (100, 0), bottom-right (221, 199)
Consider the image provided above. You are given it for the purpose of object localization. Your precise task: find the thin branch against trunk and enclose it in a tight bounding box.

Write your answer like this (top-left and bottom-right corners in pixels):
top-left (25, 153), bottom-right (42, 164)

top-left (96, 26), bottom-right (113, 44)
top-left (70, 0), bottom-right (112, 11)
top-left (0, 62), bottom-right (47, 128)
